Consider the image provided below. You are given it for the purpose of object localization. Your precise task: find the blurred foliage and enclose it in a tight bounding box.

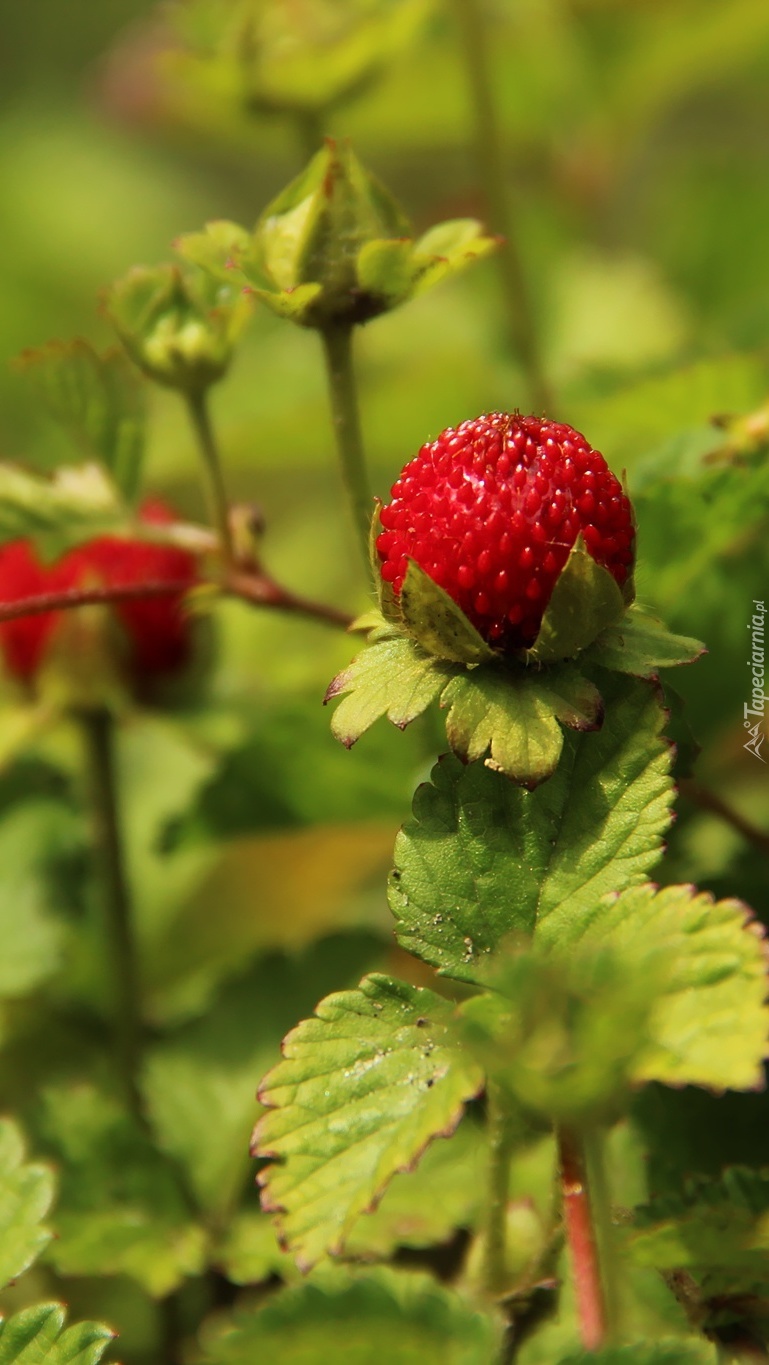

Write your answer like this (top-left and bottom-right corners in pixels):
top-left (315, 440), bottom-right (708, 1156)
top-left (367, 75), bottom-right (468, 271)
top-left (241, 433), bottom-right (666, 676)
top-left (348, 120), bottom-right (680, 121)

top-left (1, 0), bottom-right (769, 1361)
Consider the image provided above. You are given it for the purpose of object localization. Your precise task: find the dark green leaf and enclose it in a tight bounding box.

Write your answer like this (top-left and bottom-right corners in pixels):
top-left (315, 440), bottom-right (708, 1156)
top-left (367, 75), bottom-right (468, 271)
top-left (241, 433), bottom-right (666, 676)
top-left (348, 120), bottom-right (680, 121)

top-left (38, 1083), bottom-right (206, 1297)
top-left (390, 674), bottom-right (672, 982)
top-left (631, 1167), bottom-right (769, 1273)
top-left (194, 1268), bottom-right (503, 1364)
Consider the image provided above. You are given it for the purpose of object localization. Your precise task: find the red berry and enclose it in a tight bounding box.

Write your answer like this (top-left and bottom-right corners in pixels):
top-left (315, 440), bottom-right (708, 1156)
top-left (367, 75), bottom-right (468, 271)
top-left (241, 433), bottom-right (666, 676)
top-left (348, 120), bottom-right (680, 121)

top-left (377, 413), bottom-right (635, 652)
top-left (0, 500), bottom-right (199, 692)
top-left (59, 499), bottom-right (199, 687)
top-left (0, 542), bottom-right (77, 683)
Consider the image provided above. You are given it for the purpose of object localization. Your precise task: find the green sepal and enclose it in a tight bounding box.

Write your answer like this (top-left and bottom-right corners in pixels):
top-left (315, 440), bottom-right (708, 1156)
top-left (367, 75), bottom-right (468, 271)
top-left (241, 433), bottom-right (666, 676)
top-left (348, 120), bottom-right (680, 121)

top-left (174, 219), bottom-right (252, 283)
top-left (325, 631), bottom-right (606, 786)
top-left (409, 217), bottom-right (498, 294)
top-left (14, 339), bottom-right (146, 502)
top-left (441, 660), bottom-right (603, 785)
top-left (103, 261), bottom-right (252, 393)
top-left (253, 974), bottom-right (483, 1268)
top-left (586, 603), bottom-right (706, 677)
top-left (526, 536), bottom-right (627, 664)
top-left (324, 635), bottom-right (452, 747)
top-left (357, 219), bottom-right (496, 308)
top-left (216, 141), bottom-right (495, 329)
top-left (368, 500), bottom-right (401, 624)
top-left (400, 559), bottom-right (497, 664)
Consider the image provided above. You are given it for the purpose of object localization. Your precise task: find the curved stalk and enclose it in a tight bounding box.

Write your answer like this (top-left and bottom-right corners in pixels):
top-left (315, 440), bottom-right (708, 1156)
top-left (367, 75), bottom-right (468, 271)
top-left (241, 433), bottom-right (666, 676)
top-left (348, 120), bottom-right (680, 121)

top-left (184, 389), bottom-right (236, 565)
top-left (80, 707), bottom-right (143, 1121)
top-left (0, 572), bottom-right (353, 631)
top-left (319, 322), bottom-right (373, 570)
top-left (452, 0), bottom-right (551, 414)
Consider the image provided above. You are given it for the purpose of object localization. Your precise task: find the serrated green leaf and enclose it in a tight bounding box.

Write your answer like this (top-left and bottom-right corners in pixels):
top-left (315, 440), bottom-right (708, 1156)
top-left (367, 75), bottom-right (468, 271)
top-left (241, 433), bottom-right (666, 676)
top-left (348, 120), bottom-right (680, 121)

top-left (254, 974), bottom-right (483, 1268)
top-left (554, 884), bottom-right (769, 1092)
top-left (0, 464), bottom-right (125, 556)
top-left (630, 1167), bottom-right (769, 1274)
top-left (325, 635), bottom-right (451, 746)
top-left (0, 1304), bottom-right (114, 1365)
top-left (400, 560), bottom-right (497, 664)
top-left (441, 660), bottom-right (603, 785)
top-left (195, 1267), bottom-right (503, 1365)
top-left (15, 340), bottom-right (145, 501)
top-left (390, 674), bottom-right (672, 983)
top-left (587, 605), bottom-right (705, 677)
top-left (38, 1083), bottom-right (206, 1297)
top-left (528, 538), bottom-right (627, 663)
top-left (0, 1119), bottom-right (54, 1287)
top-left (557, 1342), bottom-right (716, 1365)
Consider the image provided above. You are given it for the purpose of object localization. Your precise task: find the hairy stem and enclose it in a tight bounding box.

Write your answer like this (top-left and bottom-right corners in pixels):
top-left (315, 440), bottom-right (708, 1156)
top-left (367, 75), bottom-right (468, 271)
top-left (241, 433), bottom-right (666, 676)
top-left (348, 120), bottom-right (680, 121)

top-left (557, 1125), bottom-right (608, 1351)
top-left (80, 708), bottom-right (143, 1120)
top-left (484, 1083), bottom-right (516, 1296)
top-left (185, 389), bottom-right (235, 565)
top-left (452, 0), bottom-right (551, 413)
top-left (319, 322), bottom-right (372, 568)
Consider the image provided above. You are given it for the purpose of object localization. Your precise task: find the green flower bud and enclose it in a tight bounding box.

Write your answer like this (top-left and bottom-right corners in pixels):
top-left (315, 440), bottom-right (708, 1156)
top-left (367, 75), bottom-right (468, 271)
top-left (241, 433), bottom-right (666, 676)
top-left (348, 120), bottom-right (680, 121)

top-left (180, 141), bottom-right (496, 330)
top-left (103, 263), bottom-right (252, 393)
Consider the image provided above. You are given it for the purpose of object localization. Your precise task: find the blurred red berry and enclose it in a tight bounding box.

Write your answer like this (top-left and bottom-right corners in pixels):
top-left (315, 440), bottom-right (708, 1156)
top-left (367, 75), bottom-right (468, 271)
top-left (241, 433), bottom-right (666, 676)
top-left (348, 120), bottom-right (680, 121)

top-left (377, 412), bottom-right (635, 652)
top-left (0, 541), bottom-right (75, 683)
top-left (0, 500), bottom-right (200, 693)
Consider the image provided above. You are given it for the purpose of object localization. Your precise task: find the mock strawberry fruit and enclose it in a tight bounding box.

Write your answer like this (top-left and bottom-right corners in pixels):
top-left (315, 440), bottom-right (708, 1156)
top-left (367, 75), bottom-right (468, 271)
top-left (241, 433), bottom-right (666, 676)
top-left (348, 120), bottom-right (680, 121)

top-left (0, 500), bottom-right (200, 697)
top-left (0, 542), bottom-right (78, 684)
top-left (57, 499), bottom-right (199, 689)
top-left (376, 412), bottom-right (634, 653)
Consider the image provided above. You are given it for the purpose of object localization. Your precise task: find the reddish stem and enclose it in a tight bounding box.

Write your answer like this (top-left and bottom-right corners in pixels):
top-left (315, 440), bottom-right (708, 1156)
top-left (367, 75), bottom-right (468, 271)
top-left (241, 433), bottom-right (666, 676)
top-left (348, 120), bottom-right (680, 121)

top-left (557, 1126), bottom-right (607, 1351)
top-left (0, 572), bottom-right (353, 631)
